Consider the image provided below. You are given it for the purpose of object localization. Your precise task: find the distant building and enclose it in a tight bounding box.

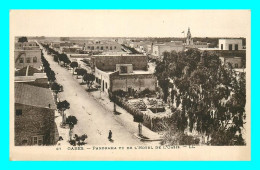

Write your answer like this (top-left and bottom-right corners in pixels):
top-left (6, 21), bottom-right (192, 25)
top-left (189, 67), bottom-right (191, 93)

top-left (219, 39), bottom-right (243, 50)
top-left (60, 37), bottom-right (70, 41)
top-left (14, 49), bottom-right (42, 70)
top-left (94, 54), bottom-right (157, 94)
top-left (82, 42), bottom-right (122, 53)
top-left (93, 54), bottom-right (148, 72)
top-left (199, 49), bottom-right (246, 69)
top-left (219, 56), bottom-right (243, 68)
top-left (15, 83), bottom-right (57, 146)
top-left (185, 27), bottom-right (208, 49)
top-left (15, 42), bottom-right (39, 50)
top-left (152, 42), bottom-right (184, 59)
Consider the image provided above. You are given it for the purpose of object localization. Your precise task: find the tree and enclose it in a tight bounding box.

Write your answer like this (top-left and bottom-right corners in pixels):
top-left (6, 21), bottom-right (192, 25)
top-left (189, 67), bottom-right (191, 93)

top-left (75, 68), bottom-right (87, 80)
top-left (155, 48), bottom-right (246, 145)
top-left (51, 82), bottom-right (62, 103)
top-left (83, 73), bottom-right (95, 89)
top-left (66, 115), bottom-right (78, 129)
top-left (18, 37), bottom-right (28, 42)
top-left (70, 61), bottom-right (79, 74)
top-left (57, 100), bottom-right (70, 125)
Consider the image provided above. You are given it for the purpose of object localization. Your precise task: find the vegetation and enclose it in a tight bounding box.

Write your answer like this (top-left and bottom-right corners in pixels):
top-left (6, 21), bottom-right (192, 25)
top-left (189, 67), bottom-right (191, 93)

top-left (18, 37), bottom-right (28, 43)
top-left (51, 82), bottom-right (63, 103)
top-left (41, 51), bottom-right (56, 83)
top-left (83, 73), bottom-right (95, 89)
top-left (75, 68), bottom-right (87, 80)
top-left (66, 115), bottom-right (78, 129)
top-left (57, 100), bottom-right (70, 125)
top-left (155, 49), bottom-right (246, 145)
top-left (70, 61), bottom-right (79, 74)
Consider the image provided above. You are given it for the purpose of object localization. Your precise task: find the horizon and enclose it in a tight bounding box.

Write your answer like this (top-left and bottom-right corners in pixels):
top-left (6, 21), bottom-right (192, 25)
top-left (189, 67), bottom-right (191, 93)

top-left (10, 10), bottom-right (250, 38)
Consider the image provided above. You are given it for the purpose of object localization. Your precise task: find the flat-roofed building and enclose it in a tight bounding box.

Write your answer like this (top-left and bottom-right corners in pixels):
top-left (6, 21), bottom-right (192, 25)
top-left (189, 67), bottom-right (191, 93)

top-left (219, 39), bottom-right (243, 51)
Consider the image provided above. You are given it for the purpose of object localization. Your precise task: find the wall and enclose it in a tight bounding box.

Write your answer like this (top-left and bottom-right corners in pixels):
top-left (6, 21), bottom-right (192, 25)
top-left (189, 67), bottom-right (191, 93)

top-left (95, 68), bottom-right (111, 94)
top-left (220, 57), bottom-right (243, 68)
top-left (95, 55), bottom-right (148, 71)
top-left (152, 45), bottom-right (184, 57)
top-left (110, 73), bottom-right (157, 92)
top-left (219, 39), bottom-right (243, 50)
top-left (14, 103), bottom-right (57, 146)
top-left (14, 50), bottom-right (42, 70)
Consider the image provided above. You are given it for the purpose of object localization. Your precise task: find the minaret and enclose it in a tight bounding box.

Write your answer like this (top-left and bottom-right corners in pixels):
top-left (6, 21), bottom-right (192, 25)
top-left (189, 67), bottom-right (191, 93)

top-left (186, 27), bottom-right (193, 45)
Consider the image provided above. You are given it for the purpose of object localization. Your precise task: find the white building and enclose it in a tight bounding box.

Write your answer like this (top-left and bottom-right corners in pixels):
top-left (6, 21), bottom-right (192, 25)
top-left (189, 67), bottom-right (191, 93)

top-left (219, 39), bottom-right (243, 50)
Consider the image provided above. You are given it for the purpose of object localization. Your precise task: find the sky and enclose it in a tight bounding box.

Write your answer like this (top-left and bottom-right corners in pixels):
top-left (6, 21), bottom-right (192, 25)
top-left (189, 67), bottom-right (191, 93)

top-left (10, 10), bottom-right (250, 38)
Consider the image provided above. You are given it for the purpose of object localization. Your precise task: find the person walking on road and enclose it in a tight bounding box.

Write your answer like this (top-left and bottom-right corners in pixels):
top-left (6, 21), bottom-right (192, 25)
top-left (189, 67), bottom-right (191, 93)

top-left (108, 130), bottom-right (112, 141)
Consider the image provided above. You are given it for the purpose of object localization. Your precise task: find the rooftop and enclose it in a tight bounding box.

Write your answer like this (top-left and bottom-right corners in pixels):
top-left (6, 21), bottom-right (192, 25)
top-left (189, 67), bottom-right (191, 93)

top-left (15, 66), bottom-right (42, 76)
top-left (15, 83), bottom-right (56, 110)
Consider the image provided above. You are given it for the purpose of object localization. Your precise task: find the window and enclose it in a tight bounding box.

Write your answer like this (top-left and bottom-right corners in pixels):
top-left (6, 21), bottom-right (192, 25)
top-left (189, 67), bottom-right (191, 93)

top-left (88, 46), bottom-right (90, 49)
top-left (26, 57), bottom-right (31, 63)
top-left (91, 46), bottom-right (94, 50)
top-left (105, 82), bottom-right (107, 89)
top-left (101, 46), bottom-right (103, 50)
top-left (97, 46), bottom-right (99, 49)
top-left (110, 46), bottom-right (112, 50)
top-left (16, 109), bottom-right (22, 116)
top-left (235, 63), bottom-right (239, 68)
top-left (33, 57), bottom-right (37, 63)
top-left (235, 44), bottom-right (238, 50)
top-left (114, 46), bottom-right (116, 49)
top-left (32, 136), bottom-right (43, 145)
top-left (19, 58), bottom-right (24, 63)
top-left (106, 46), bottom-right (108, 49)
top-left (229, 44), bottom-right (232, 50)
top-left (221, 44), bottom-right (223, 50)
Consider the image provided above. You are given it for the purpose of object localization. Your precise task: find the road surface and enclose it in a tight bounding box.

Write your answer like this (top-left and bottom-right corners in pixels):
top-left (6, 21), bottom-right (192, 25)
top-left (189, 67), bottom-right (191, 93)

top-left (41, 46), bottom-right (146, 146)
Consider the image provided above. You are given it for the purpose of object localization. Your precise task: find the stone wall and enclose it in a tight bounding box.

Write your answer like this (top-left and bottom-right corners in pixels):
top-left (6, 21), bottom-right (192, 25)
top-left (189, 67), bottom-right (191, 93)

top-left (14, 103), bottom-right (57, 146)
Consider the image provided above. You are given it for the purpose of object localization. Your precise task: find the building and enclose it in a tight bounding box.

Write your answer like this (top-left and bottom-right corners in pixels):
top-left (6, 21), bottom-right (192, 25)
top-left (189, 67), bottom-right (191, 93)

top-left (185, 27), bottom-right (209, 49)
top-left (15, 42), bottom-right (39, 50)
top-left (152, 42), bottom-right (184, 59)
top-left (82, 42), bottom-right (122, 52)
top-left (94, 54), bottom-right (157, 94)
top-left (199, 49), bottom-right (246, 69)
top-left (15, 83), bottom-right (57, 146)
top-left (219, 56), bottom-right (243, 68)
top-left (94, 54), bottom-right (148, 71)
top-left (218, 39), bottom-right (243, 50)
top-left (14, 49), bottom-right (42, 70)
top-left (15, 66), bottom-right (48, 88)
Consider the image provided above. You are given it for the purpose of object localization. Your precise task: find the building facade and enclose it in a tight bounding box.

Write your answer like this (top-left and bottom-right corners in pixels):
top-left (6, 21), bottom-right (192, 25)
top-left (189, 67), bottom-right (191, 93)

top-left (14, 50), bottom-right (42, 70)
top-left (15, 83), bottom-right (57, 146)
top-left (219, 39), bottom-right (243, 50)
top-left (94, 54), bottom-right (148, 72)
top-left (94, 54), bottom-right (157, 94)
top-left (152, 43), bottom-right (184, 58)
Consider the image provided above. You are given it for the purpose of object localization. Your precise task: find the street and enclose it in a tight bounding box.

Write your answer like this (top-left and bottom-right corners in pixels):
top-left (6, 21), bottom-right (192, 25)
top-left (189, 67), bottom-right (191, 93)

top-left (41, 46), bottom-right (155, 146)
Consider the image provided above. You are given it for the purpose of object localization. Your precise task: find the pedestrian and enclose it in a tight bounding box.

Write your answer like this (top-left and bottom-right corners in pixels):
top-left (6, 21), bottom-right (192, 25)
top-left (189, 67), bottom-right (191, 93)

top-left (108, 130), bottom-right (112, 141)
